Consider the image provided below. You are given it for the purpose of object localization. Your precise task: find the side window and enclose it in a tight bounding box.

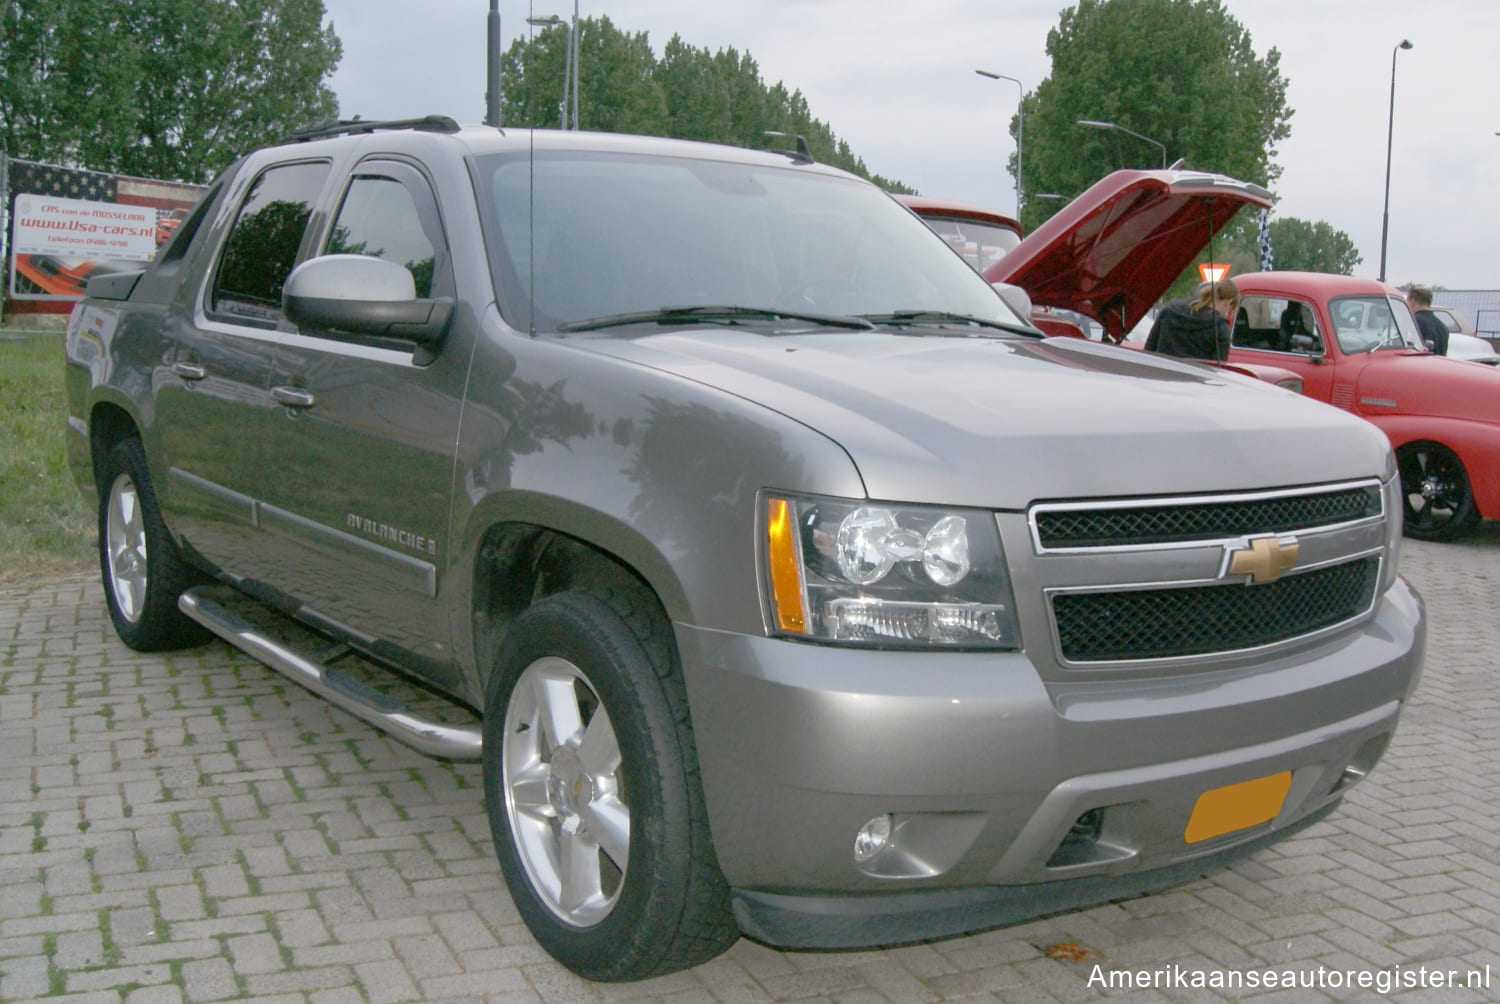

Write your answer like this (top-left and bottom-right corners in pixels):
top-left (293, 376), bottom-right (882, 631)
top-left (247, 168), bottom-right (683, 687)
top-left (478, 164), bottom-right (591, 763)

top-left (211, 161), bottom-right (330, 324)
top-left (1233, 295), bottom-right (1322, 353)
top-left (326, 164), bottom-right (449, 299)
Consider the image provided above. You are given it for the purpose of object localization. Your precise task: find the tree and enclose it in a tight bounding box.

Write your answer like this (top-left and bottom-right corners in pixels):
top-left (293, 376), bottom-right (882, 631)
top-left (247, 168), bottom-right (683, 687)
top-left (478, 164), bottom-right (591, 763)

top-left (1, 0), bottom-right (340, 184)
top-left (1017, 0), bottom-right (1290, 234)
top-left (500, 18), bottom-right (911, 192)
top-left (1265, 217), bottom-right (1362, 274)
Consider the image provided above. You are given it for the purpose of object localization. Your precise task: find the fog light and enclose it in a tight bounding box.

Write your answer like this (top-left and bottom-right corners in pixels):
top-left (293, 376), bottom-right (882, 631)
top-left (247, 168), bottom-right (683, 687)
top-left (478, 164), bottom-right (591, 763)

top-left (853, 814), bottom-right (893, 864)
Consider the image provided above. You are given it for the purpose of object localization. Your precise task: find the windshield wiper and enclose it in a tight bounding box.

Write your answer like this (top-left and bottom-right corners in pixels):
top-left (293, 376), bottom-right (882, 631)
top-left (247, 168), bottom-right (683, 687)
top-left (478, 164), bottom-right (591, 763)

top-left (557, 305), bottom-right (874, 333)
top-left (861, 310), bottom-right (1039, 336)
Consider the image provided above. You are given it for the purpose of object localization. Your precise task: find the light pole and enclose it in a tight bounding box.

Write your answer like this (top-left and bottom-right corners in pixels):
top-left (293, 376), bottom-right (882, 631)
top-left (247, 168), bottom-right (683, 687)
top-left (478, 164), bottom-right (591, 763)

top-left (1379, 40), bottom-right (1413, 282)
top-left (975, 70), bottom-right (1023, 216)
top-left (485, 0), bottom-right (501, 127)
top-left (569, 0), bottom-right (580, 130)
top-left (1077, 119), bottom-right (1167, 169)
top-left (525, 15), bottom-right (571, 129)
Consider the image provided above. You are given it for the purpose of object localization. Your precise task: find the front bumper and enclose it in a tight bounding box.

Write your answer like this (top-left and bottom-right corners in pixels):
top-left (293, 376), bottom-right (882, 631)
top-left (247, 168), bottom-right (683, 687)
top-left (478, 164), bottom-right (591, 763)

top-left (732, 802), bottom-right (1336, 950)
top-left (676, 577), bottom-right (1424, 948)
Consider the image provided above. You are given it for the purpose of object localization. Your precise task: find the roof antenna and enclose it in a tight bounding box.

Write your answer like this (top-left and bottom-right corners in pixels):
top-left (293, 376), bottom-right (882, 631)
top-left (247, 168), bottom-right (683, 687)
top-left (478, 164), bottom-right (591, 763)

top-left (763, 130), bottom-right (814, 164)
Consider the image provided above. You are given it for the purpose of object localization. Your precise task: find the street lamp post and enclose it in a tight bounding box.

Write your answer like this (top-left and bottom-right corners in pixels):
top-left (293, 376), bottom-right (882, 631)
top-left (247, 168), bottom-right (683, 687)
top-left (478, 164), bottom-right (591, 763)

top-left (485, 0), bottom-right (502, 127)
top-left (1077, 119), bottom-right (1167, 169)
top-left (1379, 40), bottom-right (1413, 282)
top-left (975, 70), bottom-right (1023, 216)
top-left (570, 0), bottom-right (580, 130)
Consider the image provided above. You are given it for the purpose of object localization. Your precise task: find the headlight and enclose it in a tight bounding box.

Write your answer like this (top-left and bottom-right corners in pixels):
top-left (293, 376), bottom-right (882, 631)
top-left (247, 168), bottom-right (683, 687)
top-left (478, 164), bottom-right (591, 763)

top-left (762, 493), bottom-right (1019, 648)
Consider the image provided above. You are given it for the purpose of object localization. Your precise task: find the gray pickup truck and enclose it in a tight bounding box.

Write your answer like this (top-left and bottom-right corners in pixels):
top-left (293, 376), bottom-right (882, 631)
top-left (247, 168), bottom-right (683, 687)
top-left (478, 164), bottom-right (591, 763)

top-left (65, 118), bottom-right (1425, 982)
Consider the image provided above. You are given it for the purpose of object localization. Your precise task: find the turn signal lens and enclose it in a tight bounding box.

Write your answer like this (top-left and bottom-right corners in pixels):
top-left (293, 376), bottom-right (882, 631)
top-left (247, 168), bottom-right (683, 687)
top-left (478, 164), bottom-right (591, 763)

top-left (765, 497), bottom-right (807, 633)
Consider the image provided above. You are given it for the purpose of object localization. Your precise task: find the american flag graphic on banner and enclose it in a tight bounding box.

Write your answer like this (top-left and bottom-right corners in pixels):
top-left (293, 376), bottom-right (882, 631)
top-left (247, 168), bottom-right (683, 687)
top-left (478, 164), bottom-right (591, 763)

top-left (9, 160), bottom-right (119, 202)
top-left (1257, 208), bottom-right (1275, 272)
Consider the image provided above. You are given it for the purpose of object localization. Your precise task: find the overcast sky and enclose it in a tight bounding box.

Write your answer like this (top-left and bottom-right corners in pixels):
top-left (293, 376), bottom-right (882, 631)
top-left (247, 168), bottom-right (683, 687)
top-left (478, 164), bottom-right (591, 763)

top-left (319, 0), bottom-right (1499, 290)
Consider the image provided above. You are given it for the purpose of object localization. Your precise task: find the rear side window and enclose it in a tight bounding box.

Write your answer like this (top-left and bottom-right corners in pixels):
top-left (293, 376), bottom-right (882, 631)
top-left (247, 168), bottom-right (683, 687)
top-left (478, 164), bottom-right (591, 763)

top-left (211, 161), bottom-right (329, 324)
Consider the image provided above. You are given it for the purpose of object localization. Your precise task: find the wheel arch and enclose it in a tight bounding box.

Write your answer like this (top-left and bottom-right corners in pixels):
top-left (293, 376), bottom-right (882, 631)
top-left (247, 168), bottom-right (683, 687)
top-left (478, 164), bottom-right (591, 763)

top-left (1374, 416), bottom-right (1500, 520)
top-left (467, 511), bottom-right (688, 704)
top-left (88, 398), bottom-right (146, 497)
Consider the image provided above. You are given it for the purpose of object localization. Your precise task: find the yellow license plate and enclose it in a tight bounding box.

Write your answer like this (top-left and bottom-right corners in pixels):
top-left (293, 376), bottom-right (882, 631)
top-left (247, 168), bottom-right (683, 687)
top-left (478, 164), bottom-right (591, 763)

top-left (1184, 771), bottom-right (1292, 844)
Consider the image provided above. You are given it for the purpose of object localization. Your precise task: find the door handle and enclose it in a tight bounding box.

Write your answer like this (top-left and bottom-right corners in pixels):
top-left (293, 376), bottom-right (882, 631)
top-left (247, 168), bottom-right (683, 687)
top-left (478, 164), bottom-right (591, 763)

top-left (271, 385), bottom-right (316, 410)
top-left (171, 361), bottom-right (207, 381)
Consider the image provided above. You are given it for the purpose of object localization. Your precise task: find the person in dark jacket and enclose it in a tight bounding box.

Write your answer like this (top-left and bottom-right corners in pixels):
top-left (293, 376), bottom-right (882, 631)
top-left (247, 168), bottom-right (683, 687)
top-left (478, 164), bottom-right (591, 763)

top-left (1144, 279), bottom-right (1240, 361)
top-left (1405, 285), bottom-right (1449, 355)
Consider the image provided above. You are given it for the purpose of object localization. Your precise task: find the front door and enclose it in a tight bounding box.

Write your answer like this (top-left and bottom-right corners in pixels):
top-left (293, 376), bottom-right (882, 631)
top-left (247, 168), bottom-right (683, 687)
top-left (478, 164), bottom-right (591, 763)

top-left (1230, 293), bottom-right (1342, 404)
top-left (258, 160), bottom-right (468, 677)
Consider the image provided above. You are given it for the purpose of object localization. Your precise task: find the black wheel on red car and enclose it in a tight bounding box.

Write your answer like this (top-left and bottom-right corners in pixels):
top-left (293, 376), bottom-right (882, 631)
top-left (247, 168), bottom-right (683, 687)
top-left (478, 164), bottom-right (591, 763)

top-left (1396, 441), bottom-right (1480, 541)
top-left (480, 590), bottom-right (737, 981)
top-left (97, 438), bottom-right (211, 651)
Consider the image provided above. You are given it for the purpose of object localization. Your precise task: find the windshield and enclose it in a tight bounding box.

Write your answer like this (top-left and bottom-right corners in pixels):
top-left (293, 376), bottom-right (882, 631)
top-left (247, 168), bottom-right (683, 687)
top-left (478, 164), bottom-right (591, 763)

top-left (1328, 295), bottom-right (1424, 353)
top-left (912, 214), bottom-right (1021, 273)
top-left (477, 150), bottom-right (1028, 334)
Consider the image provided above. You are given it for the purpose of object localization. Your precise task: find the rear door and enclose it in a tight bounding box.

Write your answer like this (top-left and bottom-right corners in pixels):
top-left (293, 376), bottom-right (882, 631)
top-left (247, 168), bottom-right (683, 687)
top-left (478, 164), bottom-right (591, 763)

top-left (154, 159), bottom-right (330, 578)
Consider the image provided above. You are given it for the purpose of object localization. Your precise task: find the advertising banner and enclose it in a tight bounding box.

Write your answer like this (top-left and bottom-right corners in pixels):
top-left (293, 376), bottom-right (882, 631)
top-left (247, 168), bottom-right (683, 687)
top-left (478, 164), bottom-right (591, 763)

top-left (3, 159), bottom-right (204, 311)
top-left (13, 195), bottom-right (158, 261)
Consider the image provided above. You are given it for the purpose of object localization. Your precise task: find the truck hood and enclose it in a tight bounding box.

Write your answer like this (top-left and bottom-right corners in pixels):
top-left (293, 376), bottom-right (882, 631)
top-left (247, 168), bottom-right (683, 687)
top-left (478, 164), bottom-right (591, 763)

top-left (576, 327), bottom-right (1390, 508)
top-left (986, 169), bottom-right (1273, 340)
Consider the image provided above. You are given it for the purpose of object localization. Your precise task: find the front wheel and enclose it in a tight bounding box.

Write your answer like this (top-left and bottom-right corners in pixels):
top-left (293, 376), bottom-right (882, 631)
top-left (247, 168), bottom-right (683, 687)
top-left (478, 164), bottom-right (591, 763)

top-left (1397, 441), bottom-right (1480, 541)
top-left (481, 591), bottom-right (736, 981)
top-left (97, 438), bottom-right (210, 651)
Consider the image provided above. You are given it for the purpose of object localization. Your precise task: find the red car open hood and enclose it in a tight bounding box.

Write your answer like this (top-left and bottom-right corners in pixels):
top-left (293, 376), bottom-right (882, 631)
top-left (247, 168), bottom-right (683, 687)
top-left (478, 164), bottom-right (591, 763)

top-left (985, 169), bottom-right (1272, 340)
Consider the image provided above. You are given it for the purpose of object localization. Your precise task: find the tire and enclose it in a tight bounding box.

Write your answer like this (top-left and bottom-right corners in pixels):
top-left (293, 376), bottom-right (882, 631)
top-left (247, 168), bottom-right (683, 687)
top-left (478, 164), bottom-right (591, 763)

top-left (98, 439), bottom-right (211, 651)
top-left (1397, 441), bottom-right (1480, 542)
top-left (481, 590), bottom-right (737, 981)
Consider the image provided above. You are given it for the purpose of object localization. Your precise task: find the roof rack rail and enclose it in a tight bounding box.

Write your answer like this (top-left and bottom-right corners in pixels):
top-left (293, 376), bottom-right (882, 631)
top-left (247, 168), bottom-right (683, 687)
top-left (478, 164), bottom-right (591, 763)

top-left (280, 115), bottom-right (462, 144)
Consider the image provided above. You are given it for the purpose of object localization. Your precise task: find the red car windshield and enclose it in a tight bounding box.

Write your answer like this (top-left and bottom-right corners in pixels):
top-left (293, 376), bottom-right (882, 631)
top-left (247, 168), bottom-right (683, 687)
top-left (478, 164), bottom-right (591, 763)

top-left (1328, 295), bottom-right (1424, 354)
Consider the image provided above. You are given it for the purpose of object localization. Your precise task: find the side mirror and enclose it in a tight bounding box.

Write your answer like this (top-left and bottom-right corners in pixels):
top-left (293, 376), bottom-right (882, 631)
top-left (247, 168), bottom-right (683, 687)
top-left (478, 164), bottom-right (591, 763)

top-left (283, 254), bottom-right (454, 363)
top-left (1290, 333), bottom-right (1323, 359)
top-left (991, 281), bottom-right (1034, 322)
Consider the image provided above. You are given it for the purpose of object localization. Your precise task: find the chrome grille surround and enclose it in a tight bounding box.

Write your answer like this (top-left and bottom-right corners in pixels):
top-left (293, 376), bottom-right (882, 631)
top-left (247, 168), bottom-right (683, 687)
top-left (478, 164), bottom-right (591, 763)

top-left (1031, 482), bottom-right (1383, 551)
top-left (1027, 480), bottom-right (1388, 668)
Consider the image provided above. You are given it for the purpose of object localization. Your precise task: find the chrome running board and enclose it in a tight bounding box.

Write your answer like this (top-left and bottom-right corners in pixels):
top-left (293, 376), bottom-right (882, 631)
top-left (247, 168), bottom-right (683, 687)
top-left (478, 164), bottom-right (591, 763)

top-left (179, 586), bottom-right (482, 760)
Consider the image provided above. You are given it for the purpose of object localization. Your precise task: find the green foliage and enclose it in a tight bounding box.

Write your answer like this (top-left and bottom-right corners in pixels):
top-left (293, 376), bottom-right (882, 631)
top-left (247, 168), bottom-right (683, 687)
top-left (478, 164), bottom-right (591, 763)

top-left (1019, 0), bottom-right (1291, 233)
top-left (1, 0), bottom-right (341, 184)
top-left (0, 329), bottom-right (95, 586)
top-left (500, 16), bottom-right (912, 193)
top-left (1265, 216), bottom-right (1363, 275)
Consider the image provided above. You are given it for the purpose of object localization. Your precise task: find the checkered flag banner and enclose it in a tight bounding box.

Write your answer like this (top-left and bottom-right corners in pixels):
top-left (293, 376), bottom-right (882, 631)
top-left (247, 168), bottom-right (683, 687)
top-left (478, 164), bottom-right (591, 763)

top-left (1256, 208), bottom-right (1275, 272)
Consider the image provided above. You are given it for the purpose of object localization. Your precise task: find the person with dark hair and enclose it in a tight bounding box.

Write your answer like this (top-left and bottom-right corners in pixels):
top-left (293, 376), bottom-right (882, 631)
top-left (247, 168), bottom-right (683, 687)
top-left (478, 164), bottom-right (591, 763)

top-left (1406, 285), bottom-right (1448, 355)
top-left (1144, 279), bottom-right (1239, 361)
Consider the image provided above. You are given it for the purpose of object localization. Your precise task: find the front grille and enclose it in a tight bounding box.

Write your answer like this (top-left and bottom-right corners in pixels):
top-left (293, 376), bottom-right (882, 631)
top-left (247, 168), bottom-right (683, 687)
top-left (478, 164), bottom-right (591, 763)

top-left (1052, 556), bottom-right (1380, 663)
top-left (1035, 485), bottom-right (1382, 549)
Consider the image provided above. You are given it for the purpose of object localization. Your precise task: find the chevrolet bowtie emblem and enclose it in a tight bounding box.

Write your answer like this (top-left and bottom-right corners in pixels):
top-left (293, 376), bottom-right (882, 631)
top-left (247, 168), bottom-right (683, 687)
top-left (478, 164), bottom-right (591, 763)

top-left (1226, 536), bottom-right (1299, 584)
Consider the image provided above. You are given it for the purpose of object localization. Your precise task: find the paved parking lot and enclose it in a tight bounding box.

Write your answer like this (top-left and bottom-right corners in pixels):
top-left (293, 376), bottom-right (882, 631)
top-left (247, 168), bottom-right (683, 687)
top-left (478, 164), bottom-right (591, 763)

top-left (3, 527), bottom-right (1498, 1003)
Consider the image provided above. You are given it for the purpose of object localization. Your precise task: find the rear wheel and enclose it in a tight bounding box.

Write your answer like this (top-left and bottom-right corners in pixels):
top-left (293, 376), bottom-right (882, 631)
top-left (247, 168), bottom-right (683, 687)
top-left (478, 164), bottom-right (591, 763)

top-left (481, 591), bottom-right (736, 981)
top-left (1397, 441), bottom-right (1479, 541)
top-left (98, 439), bottom-right (210, 651)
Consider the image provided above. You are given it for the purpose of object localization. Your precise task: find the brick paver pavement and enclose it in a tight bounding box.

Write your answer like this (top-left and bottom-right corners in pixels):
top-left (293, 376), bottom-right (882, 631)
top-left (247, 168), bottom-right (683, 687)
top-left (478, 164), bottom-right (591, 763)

top-left (3, 527), bottom-right (1498, 1003)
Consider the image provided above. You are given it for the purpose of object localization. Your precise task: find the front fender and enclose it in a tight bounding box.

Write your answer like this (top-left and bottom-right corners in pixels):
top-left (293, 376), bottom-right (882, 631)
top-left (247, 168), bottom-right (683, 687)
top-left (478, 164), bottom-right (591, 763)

top-left (1365, 414), bottom-right (1500, 519)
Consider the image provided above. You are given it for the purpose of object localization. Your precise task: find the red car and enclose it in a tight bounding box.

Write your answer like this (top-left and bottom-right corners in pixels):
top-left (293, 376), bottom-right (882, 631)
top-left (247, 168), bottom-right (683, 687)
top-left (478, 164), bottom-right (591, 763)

top-left (1226, 271), bottom-right (1500, 540)
top-left (894, 194), bottom-right (1021, 273)
top-left (901, 172), bottom-right (1302, 387)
